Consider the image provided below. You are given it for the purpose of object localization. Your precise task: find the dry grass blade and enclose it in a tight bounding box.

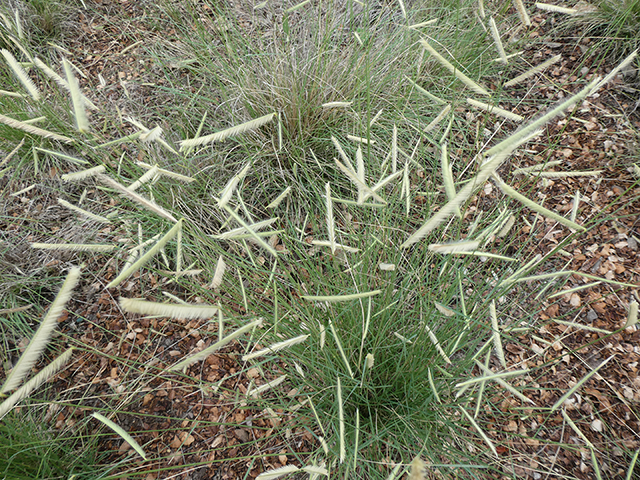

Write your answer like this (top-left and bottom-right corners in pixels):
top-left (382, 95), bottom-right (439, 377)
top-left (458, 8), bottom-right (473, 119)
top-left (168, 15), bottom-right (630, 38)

top-left (0, 348), bottom-right (74, 419)
top-left (420, 40), bottom-right (490, 95)
top-left (1, 48), bottom-right (40, 100)
top-left (179, 113), bottom-right (276, 150)
top-left (0, 113), bottom-right (73, 143)
top-left (593, 49), bottom-right (638, 91)
top-left (1, 267), bottom-right (80, 394)
top-left (119, 297), bottom-right (219, 319)
top-left (92, 413), bottom-right (147, 460)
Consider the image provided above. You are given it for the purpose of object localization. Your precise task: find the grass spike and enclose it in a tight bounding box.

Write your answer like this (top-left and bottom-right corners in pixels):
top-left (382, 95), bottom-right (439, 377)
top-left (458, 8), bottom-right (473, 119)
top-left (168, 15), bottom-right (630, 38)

top-left (242, 334), bottom-right (309, 361)
top-left (0, 113), bottom-right (73, 143)
top-left (535, 2), bottom-right (577, 14)
top-left (302, 290), bottom-right (381, 303)
top-left (474, 360), bottom-right (535, 404)
top-left (168, 318), bottom-right (263, 371)
top-left (459, 407), bottom-right (498, 456)
top-left (478, 0), bottom-right (485, 18)
top-left (335, 158), bottom-right (386, 204)
top-left (256, 466), bottom-right (300, 480)
top-left (593, 49), bottom-right (638, 91)
top-left (220, 203), bottom-right (278, 256)
top-left (424, 325), bottom-right (452, 364)
top-left (561, 408), bottom-right (595, 449)
top-left (97, 174), bottom-right (177, 222)
top-left (107, 220), bottom-right (182, 288)
top-left (326, 183), bottom-right (336, 253)
top-left (62, 58), bottom-right (89, 132)
top-left (1, 267), bottom-right (80, 394)
top-left (492, 173), bottom-right (585, 231)
top-left (466, 98), bottom-right (523, 122)
top-left (625, 301), bottom-right (638, 328)
top-left (247, 374), bottom-right (287, 398)
top-left (337, 376), bottom-right (345, 463)
top-left (424, 104), bottom-right (451, 132)
top-left (218, 162), bottom-right (251, 208)
top-left (504, 54), bottom-right (562, 87)
top-left (440, 142), bottom-right (461, 217)
top-left (210, 255), bottom-right (226, 289)
top-left (456, 368), bottom-right (529, 389)
top-left (489, 300), bottom-right (506, 368)
top-left (551, 355), bottom-right (615, 412)
top-left (57, 198), bottom-right (110, 223)
top-left (489, 17), bottom-right (508, 63)
top-left (179, 112), bottom-right (276, 150)
top-left (92, 412), bottom-right (147, 460)
top-left (266, 186), bottom-right (291, 209)
top-left (404, 76), bottom-right (446, 104)
top-left (626, 450), bottom-right (639, 480)
top-left (35, 147), bottom-right (88, 165)
top-left (329, 321), bottom-right (354, 377)
top-left (1, 48), bottom-right (40, 100)
top-left (409, 457), bottom-right (425, 480)
top-left (119, 297), bottom-right (219, 319)
top-left (419, 40), bottom-right (490, 95)
top-left (0, 348), bottom-right (73, 419)
top-left (513, 0), bottom-right (531, 26)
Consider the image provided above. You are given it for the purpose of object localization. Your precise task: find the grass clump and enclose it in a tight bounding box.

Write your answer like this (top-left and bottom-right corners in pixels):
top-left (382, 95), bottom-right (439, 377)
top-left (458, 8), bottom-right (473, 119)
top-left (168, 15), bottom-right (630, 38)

top-left (0, 0), bottom-right (639, 479)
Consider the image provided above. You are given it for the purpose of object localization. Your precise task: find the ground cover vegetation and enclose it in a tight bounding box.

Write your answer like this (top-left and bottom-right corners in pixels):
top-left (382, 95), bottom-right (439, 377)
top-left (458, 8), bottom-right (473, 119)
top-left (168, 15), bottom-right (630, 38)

top-left (0, 0), bottom-right (639, 478)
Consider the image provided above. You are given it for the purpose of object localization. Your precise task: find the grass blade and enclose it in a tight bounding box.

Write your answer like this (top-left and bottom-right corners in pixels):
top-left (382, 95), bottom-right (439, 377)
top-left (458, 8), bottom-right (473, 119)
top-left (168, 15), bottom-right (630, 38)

top-left (92, 412), bottom-right (147, 460)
